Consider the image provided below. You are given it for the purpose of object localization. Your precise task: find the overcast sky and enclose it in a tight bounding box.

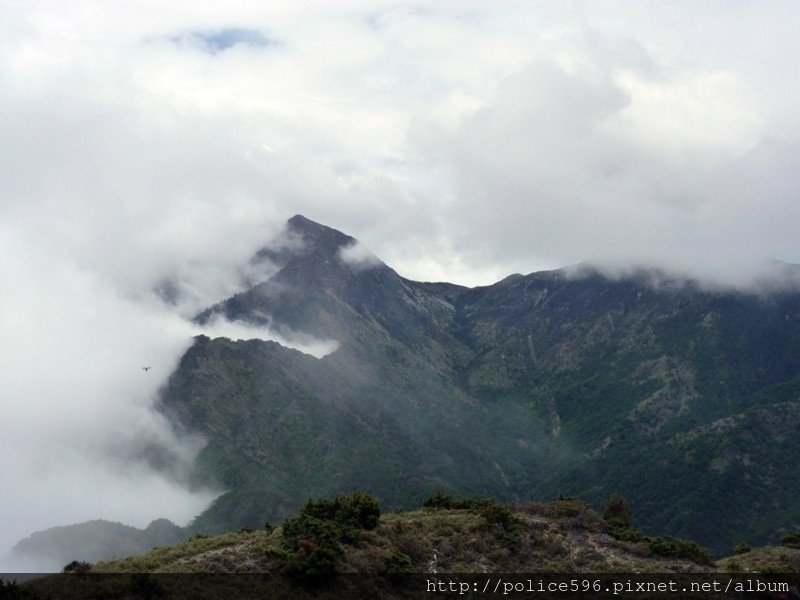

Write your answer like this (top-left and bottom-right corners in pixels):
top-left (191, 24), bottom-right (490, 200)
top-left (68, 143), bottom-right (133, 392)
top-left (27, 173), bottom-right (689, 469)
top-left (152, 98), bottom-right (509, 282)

top-left (2, 0), bottom-right (799, 566)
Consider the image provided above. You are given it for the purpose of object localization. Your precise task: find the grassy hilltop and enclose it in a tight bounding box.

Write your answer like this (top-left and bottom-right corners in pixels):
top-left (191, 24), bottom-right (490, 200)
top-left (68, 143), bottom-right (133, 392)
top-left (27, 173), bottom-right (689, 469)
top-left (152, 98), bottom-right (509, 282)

top-left (88, 494), bottom-right (800, 575)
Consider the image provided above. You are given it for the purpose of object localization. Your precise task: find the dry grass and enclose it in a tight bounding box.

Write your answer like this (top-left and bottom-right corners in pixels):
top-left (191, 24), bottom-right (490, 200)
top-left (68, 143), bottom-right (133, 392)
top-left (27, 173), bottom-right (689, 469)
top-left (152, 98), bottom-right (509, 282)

top-left (718, 546), bottom-right (800, 573)
top-left (94, 501), bottom-right (726, 574)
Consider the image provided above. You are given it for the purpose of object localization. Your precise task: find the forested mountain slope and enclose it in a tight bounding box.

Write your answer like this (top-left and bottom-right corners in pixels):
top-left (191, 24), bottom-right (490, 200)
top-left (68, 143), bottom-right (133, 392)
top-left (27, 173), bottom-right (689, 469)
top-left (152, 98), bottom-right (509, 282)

top-left (157, 215), bottom-right (800, 555)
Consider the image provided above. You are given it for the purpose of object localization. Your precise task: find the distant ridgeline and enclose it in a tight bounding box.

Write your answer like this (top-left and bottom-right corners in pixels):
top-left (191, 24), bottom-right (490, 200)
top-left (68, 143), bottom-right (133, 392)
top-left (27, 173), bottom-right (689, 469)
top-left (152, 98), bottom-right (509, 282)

top-left (151, 215), bottom-right (800, 556)
top-left (10, 519), bottom-right (183, 570)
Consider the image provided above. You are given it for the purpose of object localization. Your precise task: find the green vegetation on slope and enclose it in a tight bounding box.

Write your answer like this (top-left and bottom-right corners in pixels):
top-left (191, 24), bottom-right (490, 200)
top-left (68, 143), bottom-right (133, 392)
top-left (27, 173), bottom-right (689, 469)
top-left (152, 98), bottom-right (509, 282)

top-left (154, 216), bottom-right (800, 556)
top-left (89, 494), bottom-right (719, 574)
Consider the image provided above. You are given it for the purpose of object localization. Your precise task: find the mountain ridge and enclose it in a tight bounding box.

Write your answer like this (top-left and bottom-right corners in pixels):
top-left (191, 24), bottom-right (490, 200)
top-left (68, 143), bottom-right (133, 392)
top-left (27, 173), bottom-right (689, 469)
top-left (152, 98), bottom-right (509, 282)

top-left (160, 215), bottom-right (800, 556)
top-left (9, 518), bottom-right (184, 570)
top-left (12, 215), bottom-right (800, 566)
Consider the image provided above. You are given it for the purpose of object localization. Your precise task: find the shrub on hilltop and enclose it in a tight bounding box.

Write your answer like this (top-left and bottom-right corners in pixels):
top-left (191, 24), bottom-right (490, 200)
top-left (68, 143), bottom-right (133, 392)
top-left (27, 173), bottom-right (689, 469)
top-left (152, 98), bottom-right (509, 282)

top-left (273, 492), bottom-right (381, 575)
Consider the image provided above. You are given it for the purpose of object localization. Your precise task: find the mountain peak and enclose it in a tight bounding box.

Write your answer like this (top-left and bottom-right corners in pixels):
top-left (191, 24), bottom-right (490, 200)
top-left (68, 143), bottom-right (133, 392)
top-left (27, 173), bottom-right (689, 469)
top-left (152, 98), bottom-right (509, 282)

top-left (287, 214), bottom-right (354, 247)
top-left (249, 215), bottom-right (357, 273)
top-left (287, 213), bottom-right (317, 228)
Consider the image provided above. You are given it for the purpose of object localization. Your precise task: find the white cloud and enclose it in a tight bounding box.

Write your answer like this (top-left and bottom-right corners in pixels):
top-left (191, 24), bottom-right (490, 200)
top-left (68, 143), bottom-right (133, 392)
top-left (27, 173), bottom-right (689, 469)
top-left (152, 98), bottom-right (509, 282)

top-left (338, 240), bottom-right (382, 271)
top-left (198, 314), bottom-right (339, 358)
top-left (0, 232), bottom-right (218, 564)
top-left (418, 54), bottom-right (800, 287)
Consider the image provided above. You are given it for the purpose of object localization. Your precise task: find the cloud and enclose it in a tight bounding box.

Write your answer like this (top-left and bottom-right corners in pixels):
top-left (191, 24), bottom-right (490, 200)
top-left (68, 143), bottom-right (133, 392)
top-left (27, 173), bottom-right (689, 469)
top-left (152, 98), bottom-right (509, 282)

top-left (198, 314), bottom-right (339, 358)
top-left (3, 1), bottom-right (794, 290)
top-left (0, 232), bottom-right (219, 566)
top-left (415, 52), bottom-right (800, 287)
top-left (338, 240), bottom-right (382, 271)
top-left (0, 223), bottom-right (337, 568)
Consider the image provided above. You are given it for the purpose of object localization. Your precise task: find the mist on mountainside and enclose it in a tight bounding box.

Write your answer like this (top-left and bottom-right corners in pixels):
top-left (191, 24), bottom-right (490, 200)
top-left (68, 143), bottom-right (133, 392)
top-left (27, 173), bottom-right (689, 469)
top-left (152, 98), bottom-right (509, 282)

top-left (149, 216), bottom-right (800, 556)
top-left (0, 224), bottom-right (340, 571)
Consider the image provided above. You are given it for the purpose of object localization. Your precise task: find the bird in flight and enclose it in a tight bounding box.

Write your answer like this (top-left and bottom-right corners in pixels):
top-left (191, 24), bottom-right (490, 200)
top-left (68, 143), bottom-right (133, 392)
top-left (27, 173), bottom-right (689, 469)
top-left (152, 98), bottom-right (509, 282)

top-left (142, 367), bottom-right (151, 372)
